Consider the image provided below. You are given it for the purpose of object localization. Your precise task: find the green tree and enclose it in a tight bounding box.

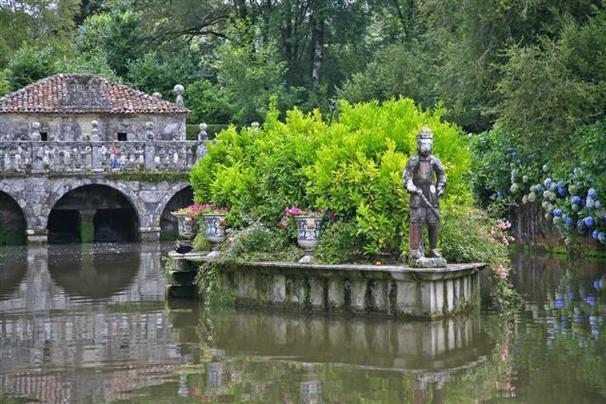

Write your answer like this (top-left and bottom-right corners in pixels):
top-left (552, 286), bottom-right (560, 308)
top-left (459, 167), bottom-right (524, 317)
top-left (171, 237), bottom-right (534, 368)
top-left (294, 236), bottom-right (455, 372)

top-left (0, 0), bottom-right (79, 67)
top-left (76, 8), bottom-right (146, 77)
top-left (5, 46), bottom-right (58, 90)
top-left (496, 10), bottom-right (606, 159)
top-left (213, 21), bottom-right (298, 124)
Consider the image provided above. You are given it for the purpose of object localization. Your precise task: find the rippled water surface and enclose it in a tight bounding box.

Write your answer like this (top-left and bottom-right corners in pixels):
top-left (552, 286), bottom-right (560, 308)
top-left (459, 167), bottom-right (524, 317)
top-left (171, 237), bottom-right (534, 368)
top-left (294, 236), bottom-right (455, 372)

top-left (0, 244), bottom-right (605, 403)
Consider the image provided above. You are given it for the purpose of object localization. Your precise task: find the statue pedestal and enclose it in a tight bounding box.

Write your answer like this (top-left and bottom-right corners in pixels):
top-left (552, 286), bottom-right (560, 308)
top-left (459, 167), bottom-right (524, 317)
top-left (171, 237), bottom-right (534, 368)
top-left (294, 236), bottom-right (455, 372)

top-left (168, 252), bottom-right (485, 319)
top-left (412, 257), bottom-right (447, 268)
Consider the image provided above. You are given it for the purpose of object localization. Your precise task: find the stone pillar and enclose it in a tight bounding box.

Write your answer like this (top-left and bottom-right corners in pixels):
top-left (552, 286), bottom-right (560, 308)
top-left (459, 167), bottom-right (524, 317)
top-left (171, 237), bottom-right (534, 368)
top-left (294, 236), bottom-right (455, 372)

top-left (145, 142), bottom-right (156, 170)
top-left (27, 228), bottom-right (48, 245)
top-left (79, 209), bottom-right (96, 243)
top-left (139, 226), bottom-right (161, 241)
top-left (350, 280), bottom-right (367, 312)
top-left (196, 123), bottom-right (208, 161)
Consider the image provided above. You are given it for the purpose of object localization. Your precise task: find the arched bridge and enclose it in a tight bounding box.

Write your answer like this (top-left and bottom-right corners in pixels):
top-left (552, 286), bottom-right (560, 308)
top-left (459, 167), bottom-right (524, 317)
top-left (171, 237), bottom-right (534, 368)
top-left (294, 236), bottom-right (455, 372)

top-left (0, 139), bottom-right (205, 243)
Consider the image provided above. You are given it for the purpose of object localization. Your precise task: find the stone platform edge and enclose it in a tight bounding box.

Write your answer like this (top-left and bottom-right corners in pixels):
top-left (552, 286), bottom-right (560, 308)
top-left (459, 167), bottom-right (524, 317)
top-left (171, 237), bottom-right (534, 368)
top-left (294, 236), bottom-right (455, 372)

top-left (168, 250), bottom-right (486, 281)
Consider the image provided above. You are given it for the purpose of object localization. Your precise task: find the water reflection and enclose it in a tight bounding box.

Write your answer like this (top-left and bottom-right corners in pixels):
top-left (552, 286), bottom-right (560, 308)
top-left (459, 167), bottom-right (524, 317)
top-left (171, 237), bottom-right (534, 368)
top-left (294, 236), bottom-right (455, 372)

top-left (164, 305), bottom-right (493, 403)
top-left (0, 244), bottom-right (178, 402)
top-left (0, 246), bottom-right (604, 402)
top-left (0, 248), bottom-right (26, 300)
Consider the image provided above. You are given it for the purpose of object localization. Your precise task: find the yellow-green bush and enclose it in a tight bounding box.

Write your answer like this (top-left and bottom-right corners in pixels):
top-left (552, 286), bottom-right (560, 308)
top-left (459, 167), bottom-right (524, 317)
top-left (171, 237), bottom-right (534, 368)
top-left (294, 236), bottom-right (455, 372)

top-left (191, 98), bottom-right (472, 257)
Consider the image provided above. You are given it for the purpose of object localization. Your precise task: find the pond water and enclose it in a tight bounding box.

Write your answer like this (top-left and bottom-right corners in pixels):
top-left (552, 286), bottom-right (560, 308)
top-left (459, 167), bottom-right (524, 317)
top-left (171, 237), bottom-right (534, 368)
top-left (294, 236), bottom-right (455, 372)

top-left (0, 244), bottom-right (605, 403)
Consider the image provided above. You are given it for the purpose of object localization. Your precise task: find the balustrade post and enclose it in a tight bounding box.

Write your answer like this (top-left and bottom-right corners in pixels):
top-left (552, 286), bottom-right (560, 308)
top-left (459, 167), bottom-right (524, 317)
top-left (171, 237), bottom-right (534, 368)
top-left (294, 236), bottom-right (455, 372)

top-left (145, 142), bottom-right (156, 170)
top-left (92, 143), bottom-right (103, 171)
top-left (196, 122), bottom-right (208, 160)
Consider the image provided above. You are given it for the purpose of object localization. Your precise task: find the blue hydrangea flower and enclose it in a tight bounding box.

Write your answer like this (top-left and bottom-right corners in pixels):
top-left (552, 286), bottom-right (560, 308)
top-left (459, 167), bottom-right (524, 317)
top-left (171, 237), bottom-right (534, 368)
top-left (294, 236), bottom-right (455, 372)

top-left (593, 280), bottom-right (601, 290)
top-left (554, 297), bottom-right (565, 310)
top-left (586, 198), bottom-right (595, 209)
top-left (588, 188), bottom-right (597, 198)
top-left (557, 186), bottom-right (568, 197)
top-left (544, 178), bottom-right (552, 188)
top-left (595, 200), bottom-right (601, 210)
top-left (553, 209), bottom-right (563, 217)
top-left (571, 195), bottom-right (581, 205)
top-left (593, 230), bottom-right (600, 240)
top-left (585, 295), bottom-right (596, 306)
top-left (565, 217), bottom-right (574, 227)
top-left (584, 216), bottom-right (595, 228)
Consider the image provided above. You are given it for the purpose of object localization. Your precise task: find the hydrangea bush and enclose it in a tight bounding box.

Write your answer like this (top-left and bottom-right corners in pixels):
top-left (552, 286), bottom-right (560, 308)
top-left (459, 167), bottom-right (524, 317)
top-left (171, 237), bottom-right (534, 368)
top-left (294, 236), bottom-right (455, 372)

top-left (474, 120), bottom-right (606, 250)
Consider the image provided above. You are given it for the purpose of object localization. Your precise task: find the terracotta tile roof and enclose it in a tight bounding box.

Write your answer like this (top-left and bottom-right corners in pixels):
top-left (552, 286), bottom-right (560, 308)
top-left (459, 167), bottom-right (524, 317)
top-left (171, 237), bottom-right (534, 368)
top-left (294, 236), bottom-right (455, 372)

top-left (0, 74), bottom-right (189, 114)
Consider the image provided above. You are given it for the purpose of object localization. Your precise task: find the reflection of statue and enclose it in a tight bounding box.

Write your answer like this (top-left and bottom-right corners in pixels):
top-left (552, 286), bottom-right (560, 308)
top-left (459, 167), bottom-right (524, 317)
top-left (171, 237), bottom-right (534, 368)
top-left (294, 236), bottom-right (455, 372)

top-left (403, 127), bottom-right (447, 267)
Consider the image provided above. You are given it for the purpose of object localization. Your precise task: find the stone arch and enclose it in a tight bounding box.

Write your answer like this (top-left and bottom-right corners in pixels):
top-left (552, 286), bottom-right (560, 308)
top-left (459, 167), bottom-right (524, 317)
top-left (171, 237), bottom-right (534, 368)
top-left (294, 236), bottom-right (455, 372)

top-left (155, 182), bottom-right (192, 224)
top-left (49, 178), bottom-right (145, 227)
top-left (0, 189), bottom-right (28, 245)
top-left (48, 181), bottom-right (142, 243)
top-left (155, 182), bottom-right (194, 238)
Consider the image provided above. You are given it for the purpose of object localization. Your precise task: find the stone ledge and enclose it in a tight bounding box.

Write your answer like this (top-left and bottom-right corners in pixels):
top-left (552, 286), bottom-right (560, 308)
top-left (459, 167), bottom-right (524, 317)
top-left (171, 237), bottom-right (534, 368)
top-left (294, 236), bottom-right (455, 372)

top-left (168, 251), bottom-right (485, 282)
top-left (168, 251), bottom-right (484, 319)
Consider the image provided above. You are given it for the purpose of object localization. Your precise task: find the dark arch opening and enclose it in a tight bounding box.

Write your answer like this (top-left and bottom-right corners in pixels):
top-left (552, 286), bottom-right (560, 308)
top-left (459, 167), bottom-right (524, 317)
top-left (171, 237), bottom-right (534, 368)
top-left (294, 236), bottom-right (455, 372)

top-left (48, 185), bottom-right (139, 244)
top-left (0, 191), bottom-right (27, 246)
top-left (160, 186), bottom-right (194, 240)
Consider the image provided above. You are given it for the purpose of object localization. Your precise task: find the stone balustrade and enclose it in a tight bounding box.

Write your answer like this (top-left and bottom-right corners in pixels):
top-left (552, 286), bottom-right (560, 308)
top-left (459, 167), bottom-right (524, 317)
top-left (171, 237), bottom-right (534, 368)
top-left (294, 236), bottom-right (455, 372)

top-left (0, 140), bottom-right (206, 173)
top-left (167, 252), bottom-right (485, 319)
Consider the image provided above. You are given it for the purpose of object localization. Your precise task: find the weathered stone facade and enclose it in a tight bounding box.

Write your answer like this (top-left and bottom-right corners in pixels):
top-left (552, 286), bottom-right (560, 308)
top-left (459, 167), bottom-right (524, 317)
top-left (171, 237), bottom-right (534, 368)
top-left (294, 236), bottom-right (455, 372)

top-left (1, 176), bottom-right (193, 242)
top-left (0, 74), bottom-right (204, 243)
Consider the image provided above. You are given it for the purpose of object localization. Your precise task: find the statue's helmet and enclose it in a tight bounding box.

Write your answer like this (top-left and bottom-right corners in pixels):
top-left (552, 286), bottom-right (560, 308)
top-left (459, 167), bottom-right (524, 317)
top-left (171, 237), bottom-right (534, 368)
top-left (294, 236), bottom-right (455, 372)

top-left (417, 126), bottom-right (433, 157)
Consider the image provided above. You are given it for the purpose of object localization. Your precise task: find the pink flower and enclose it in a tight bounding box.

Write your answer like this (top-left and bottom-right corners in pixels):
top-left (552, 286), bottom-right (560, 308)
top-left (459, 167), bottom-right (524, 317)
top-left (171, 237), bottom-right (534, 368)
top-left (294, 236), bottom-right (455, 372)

top-left (495, 265), bottom-right (509, 280)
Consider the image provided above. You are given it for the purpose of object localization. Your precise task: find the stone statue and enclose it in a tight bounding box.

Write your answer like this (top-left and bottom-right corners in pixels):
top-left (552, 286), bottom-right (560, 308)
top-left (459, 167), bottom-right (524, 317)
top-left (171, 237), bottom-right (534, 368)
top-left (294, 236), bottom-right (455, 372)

top-left (403, 127), bottom-right (447, 268)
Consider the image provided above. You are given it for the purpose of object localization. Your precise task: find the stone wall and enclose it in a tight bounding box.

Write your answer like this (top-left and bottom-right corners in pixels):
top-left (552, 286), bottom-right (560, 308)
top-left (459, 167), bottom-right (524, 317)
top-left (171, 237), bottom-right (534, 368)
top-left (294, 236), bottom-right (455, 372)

top-left (0, 191), bottom-right (26, 245)
top-left (169, 254), bottom-right (485, 319)
top-left (0, 176), bottom-right (191, 243)
top-left (0, 113), bottom-right (186, 141)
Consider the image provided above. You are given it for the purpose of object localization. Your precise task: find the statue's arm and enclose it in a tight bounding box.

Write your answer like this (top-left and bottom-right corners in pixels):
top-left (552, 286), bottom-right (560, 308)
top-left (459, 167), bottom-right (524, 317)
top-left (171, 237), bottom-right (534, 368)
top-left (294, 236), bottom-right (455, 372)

top-left (403, 157), bottom-right (419, 193)
top-left (434, 157), bottom-right (446, 195)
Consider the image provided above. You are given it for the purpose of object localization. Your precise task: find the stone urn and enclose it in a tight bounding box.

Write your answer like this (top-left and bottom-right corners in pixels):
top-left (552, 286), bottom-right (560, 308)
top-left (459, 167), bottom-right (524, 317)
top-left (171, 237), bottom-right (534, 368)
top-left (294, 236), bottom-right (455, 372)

top-left (203, 213), bottom-right (227, 258)
top-left (295, 215), bottom-right (323, 263)
top-left (173, 212), bottom-right (197, 242)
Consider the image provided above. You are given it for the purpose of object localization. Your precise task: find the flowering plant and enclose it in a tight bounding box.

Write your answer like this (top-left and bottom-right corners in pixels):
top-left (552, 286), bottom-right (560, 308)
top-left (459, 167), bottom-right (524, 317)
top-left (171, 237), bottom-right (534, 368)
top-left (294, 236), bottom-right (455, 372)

top-left (172, 204), bottom-right (229, 220)
top-left (489, 220), bottom-right (515, 247)
top-left (278, 206), bottom-right (325, 228)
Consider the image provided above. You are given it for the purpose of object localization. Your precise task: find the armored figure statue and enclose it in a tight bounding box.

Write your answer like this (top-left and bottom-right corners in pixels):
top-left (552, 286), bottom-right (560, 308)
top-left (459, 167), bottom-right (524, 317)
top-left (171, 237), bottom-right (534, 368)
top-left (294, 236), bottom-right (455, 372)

top-left (403, 127), bottom-right (447, 267)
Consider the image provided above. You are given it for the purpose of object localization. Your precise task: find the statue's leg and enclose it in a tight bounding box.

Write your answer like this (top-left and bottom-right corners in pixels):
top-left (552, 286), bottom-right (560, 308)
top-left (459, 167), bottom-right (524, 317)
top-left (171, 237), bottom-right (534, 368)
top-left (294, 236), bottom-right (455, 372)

top-left (409, 222), bottom-right (423, 259)
top-left (428, 221), bottom-right (441, 258)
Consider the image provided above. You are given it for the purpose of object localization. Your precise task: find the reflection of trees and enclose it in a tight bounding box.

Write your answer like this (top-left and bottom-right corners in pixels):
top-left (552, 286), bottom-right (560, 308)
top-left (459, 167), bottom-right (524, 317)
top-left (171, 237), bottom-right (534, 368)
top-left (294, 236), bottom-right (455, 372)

top-left (510, 254), bottom-right (606, 401)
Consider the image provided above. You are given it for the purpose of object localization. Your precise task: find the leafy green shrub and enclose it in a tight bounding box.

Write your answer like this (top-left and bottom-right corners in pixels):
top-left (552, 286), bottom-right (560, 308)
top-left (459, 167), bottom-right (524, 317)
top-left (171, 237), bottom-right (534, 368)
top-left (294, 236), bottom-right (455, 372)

top-left (192, 98), bottom-right (472, 259)
top-left (440, 204), bottom-right (521, 309)
top-left (220, 224), bottom-right (303, 262)
top-left (314, 221), bottom-right (363, 264)
top-left (193, 230), bottom-right (211, 252)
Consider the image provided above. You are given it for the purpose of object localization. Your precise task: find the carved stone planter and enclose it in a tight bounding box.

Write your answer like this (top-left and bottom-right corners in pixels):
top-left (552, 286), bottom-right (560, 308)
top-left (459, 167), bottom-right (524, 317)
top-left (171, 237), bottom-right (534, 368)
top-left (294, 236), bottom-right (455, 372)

top-left (203, 213), bottom-right (227, 258)
top-left (295, 215), bottom-right (323, 263)
top-left (173, 212), bottom-right (197, 242)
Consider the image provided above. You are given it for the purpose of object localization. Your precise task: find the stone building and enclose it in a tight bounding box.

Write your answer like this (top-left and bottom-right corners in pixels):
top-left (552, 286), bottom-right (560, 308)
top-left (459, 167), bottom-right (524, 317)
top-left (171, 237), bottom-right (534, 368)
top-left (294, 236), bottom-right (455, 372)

top-left (0, 74), bottom-right (203, 244)
top-left (0, 73), bottom-right (188, 142)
